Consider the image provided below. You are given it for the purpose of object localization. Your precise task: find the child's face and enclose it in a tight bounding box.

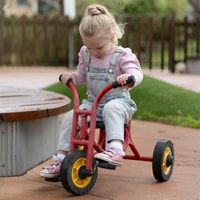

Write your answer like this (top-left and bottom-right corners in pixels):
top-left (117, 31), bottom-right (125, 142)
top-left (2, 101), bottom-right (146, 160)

top-left (82, 35), bottom-right (115, 58)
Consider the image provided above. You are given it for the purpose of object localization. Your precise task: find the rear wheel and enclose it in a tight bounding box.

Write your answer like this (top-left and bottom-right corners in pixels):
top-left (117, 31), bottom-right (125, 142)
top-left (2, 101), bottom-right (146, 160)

top-left (152, 140), bottom-right (174, 182)
top-left (60, 150), bottom-right (98, 195)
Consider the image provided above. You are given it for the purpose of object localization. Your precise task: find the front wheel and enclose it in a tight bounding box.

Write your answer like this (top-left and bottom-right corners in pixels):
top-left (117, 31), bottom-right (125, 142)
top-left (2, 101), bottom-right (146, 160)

top-left (60, 150), bottom-right (98, 195)
top-left (152, 140), bottom-right (174, 182)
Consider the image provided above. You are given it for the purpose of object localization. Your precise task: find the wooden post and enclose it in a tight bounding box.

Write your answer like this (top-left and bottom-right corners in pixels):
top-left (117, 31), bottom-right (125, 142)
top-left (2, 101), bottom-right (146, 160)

top-left (148, 17), bottom-right (153, 70)
top-left (161, 17), bottom-right (166, 70)
top-left (169, 15), bottom-right (175, 73)
top-left (196, 17), bottom-right (200, 55)
top-left (136, 17), bottom-right (142, 62)
top-left (20, 16), bottom-right (26, 65)
top-left (0, 16), bottom-right (3, 65)
top-left (183, 16), bottom-right (188, 63)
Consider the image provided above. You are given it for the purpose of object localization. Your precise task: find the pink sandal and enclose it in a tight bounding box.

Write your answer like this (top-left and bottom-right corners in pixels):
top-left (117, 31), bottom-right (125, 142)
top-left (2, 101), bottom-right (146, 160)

top-left (94, 148), bottom-right (123, 166)
top-left (39, 156), bottom-right (62, 178)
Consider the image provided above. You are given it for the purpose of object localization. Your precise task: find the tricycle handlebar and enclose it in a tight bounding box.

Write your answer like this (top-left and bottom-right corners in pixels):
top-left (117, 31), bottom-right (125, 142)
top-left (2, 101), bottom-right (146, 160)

top-left (59, 74), bottom-right (135, 88)
top-left (59, 74), bottom-right (74, 86)
top-left (112, 75), bottom-right (135, 88)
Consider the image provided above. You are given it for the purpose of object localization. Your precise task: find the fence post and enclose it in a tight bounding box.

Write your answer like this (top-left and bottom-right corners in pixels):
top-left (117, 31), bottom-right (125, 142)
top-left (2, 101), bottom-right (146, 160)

top-left (183, 16), bottom-right (188, 62)
top-left (68, 19), bottom-right (74, 68)
top-left (20, 16), bottom-right (26, 66)
top-left (43, 16), bottom-right (49, 65)
top-left (10, 16), bottom-right (16, 65)
top-left (196, 16), bottom-right (200, 55)
top-left (168, 16), bottom-right (175, 73)
top-left (0, 16), bottom-right (3, 65)
top-left (136, 16), bottom-right (142, 62)
top-left (148, 17), bottom-right (153, 70)
top-left (53, 16), bottom-right (59, 65)
top-left (32, 16), bottom-right (37, 65)
top-left (160, 17), bottom-right (166, 70)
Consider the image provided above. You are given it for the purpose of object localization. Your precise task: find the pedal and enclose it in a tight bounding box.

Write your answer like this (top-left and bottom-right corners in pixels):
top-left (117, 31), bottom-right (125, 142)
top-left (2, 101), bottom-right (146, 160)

top-left (45, 177), bottom-right (60, 182)
top-left (97, 160), bottom-right (116, 170)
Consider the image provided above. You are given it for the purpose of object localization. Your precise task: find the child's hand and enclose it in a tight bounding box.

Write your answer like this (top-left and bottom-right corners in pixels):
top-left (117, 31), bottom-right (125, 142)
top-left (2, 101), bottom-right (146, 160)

top-left (116, 74), bottom-right (129, 85)
top-left (59, 74), bottom-right (77, 85)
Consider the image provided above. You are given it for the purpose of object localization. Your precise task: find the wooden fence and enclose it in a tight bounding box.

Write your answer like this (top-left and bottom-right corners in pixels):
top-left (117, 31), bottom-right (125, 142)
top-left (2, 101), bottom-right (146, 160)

top-left (0, 15), bottom-right (199, 72)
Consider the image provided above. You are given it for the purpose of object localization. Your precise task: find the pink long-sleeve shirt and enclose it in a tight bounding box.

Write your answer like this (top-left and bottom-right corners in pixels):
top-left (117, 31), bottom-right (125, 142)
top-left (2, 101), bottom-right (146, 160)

top-left (73, 46), bottom-right (143, 88)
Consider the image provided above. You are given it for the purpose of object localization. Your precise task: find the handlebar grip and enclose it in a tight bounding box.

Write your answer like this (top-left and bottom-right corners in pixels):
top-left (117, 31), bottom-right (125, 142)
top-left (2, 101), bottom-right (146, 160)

top-left (59, 74), bottom-right (73, 86)
top-left (66, 79), bottom-right (73, 86)
top-left (112, 75), bottom-right (136, 88)
top-left (59, 74), bottom-right (63, 82)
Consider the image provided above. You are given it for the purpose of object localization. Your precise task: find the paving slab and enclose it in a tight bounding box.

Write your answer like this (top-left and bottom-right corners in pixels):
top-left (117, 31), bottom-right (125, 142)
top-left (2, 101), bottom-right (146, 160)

top-left (0, 120), bottom-right (200, 200)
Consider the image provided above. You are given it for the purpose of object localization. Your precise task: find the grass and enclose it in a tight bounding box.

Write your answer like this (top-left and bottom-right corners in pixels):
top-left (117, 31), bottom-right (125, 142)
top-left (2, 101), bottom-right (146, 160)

top-left (43, 75), bottom-right (200, 129)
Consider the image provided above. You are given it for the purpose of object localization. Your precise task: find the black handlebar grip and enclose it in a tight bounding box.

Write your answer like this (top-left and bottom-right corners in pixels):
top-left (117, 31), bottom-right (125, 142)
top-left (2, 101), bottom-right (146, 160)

top-left (59, 74), bottom-right (63, 82)
top-left (66, 79), bottom-right (73, 86)
top-left (59, 74), bottom-right (73, 86)
top-left (112, 75), bottom-right (136, 88)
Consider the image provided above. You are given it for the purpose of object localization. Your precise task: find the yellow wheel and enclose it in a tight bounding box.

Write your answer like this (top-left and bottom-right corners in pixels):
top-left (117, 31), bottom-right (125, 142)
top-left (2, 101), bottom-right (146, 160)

top-left (60, 150), bottom-right (98, 195)
top-left (152, 140), bottom-right (174, 182)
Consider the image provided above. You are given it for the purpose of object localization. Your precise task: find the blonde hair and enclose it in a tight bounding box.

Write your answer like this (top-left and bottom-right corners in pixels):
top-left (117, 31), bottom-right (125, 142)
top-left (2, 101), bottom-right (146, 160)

top-left (79, 5), bottom-right (124, 45)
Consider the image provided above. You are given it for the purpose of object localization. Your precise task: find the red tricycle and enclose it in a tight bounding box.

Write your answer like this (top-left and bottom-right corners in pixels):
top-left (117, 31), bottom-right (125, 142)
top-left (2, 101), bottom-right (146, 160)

top-left (59, 76), bottom-right (174, 195)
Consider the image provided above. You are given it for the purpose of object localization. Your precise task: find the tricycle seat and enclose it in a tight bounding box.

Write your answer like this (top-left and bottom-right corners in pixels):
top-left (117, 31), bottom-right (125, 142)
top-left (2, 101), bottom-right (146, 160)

top-left (95, 121), bottom-right (128, 129)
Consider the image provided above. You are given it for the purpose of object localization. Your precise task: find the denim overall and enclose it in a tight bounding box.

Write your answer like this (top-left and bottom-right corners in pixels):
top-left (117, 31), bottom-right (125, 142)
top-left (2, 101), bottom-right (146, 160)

top-left (57, 50), bottom-right (137, 152)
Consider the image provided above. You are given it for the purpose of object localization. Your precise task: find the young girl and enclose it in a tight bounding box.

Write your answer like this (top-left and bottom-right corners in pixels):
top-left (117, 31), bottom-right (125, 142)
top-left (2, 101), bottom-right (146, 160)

top-left (39, 4), bottom-right (143, 178)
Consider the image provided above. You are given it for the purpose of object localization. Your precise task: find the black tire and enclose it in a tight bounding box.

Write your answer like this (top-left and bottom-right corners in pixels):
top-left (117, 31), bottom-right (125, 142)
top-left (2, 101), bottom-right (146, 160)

top-left (152, 140), bottom-right (174, 182)
top-left (60, 150), bottom-right (98, 195)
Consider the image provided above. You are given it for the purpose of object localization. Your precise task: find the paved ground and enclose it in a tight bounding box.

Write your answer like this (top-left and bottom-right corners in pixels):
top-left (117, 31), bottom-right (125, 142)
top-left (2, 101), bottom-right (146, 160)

top-left (0, 66), bottom-right (200, 92)
top-left (0, 66), bottom-right (70, 89)
top-left (0, 66), bottom-right (200, 200)
top-left (143, 69), bottom-right (200, 93)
